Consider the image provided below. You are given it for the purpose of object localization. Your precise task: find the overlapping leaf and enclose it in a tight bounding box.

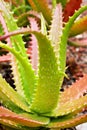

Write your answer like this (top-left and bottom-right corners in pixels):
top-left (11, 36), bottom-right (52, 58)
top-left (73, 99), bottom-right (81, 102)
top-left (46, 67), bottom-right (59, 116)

top-left (48, 114), bottom-right (87, 129)
top-left (0, 106), bottom-right (49, 128)
top-left (0, 0), bottom-right (37, 103)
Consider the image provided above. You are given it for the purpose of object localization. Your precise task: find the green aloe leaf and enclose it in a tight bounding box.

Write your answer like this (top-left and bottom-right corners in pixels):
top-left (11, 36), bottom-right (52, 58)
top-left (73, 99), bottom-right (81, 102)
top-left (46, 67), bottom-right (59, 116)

top-left (30, 32), bottom-right (60, 114)
top-left (0, 0), bottom-right (37, 103)
top-left (54, 95), bottom-right (87, 116)
top-left (0, 32), bottom-right (60, 115)
top-left (0, 41), bottom-right (37, 104)
top-left (58, 5), bottom-right (87, 74)
top-left (0, 74), bottom-right (30, 112)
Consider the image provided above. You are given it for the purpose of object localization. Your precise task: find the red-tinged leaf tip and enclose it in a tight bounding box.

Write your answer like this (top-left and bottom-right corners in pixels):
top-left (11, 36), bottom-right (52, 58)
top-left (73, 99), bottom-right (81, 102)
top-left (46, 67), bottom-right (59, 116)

top-left (59, 74), bottom-right (87, 104)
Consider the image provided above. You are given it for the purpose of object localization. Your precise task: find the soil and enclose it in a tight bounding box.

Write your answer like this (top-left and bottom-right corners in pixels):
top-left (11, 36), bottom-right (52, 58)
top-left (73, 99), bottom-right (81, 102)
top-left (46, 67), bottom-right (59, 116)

top-left (63, 46), bottom-right (87, 89)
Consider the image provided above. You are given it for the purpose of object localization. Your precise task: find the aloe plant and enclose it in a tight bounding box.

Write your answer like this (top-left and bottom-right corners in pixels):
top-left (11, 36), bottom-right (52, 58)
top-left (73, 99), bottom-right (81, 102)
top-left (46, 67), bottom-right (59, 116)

top-left (0, 0), bottom-right (86, 63)
top-left (0, 0), bottom-right (87, 129)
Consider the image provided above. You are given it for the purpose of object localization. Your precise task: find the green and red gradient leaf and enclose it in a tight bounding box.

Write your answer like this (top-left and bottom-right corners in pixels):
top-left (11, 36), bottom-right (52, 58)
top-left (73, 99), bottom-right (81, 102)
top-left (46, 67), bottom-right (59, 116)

top-left (0, 106), bottom-right (49, 128)
top-left (59, 74), bottom-right (87, 104)
top-left (70, 15), bottom-right (87, 37)
top-left (48, 113), bottom-right (87, 129)
top-left (55, 95), bottom-right (87, 116)
top-left (53, 75), bottom-right (87, 116)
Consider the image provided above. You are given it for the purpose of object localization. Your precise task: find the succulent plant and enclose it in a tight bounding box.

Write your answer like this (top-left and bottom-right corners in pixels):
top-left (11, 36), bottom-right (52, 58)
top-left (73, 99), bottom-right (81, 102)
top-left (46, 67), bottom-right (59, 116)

top-left (0, 0), bottom-right (87, 62)
top-left (0, 0), bottom-right (87, 129)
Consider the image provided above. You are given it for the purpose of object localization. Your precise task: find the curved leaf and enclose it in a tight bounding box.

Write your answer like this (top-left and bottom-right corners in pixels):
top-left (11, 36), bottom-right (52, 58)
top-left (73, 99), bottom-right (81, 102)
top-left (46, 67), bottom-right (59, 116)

top-left (30, 32), bottom-right (59, 114)
top-left (0, 74), bottom-right (30, 112)
top-left (48, 113), bottom-right (87, 129)
top-left (54, 95), bottom-right (87, 116)
top-left (0, 41), bottom-right (37, 104)
top-left (0, 107), bottom-right (50, 127)
top-left (69, 15), bottom-right (87, 37)
top-left (59, 74), bottom-right (87, 104)
top-left (53, 75), bottom-right (87, 116)
top-left (0, 0), bottom-right (37, 103)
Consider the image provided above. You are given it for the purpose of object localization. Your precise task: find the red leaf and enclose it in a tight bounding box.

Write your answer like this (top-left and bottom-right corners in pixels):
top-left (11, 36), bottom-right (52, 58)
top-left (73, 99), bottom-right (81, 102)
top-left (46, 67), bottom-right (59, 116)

top-left (63, 0), bottom-right (82, 22)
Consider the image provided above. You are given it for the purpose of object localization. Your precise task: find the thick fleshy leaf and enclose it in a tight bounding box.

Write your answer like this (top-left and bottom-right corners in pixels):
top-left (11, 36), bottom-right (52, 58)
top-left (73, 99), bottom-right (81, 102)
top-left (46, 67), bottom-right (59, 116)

top-left (48, 113), bottom-right (87, 129)
top-left (59, 74), bottom-right (87, 104)
top-left (0, 118), bottom-right (21, 129)
top-left (27, 0), bottom-right (52, 24)
top-left (50, 5), bottom-right (87, 116)
top-left (0, 74), bottom-right (30, 112)
top-left (53, 5), bottom-right (87, 82)
top-left (0, 88), bottom-right (26, 113)
top-left (49, 4), bottom-right (63, 57)
top-left (0, 107), bottom-right (50, 127)
top-left (53, 75), bottom-right (87, 116)
top-left (69, 15), bottom-right (87, 37)
top-left (0, 0), bottom-right (37, 103)
top-left (0, 41), bottom-right (37, 104)
top-left (54, 95), bottom-right (87, 116)
top-left (25, 32), bottom-right (60, 114)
